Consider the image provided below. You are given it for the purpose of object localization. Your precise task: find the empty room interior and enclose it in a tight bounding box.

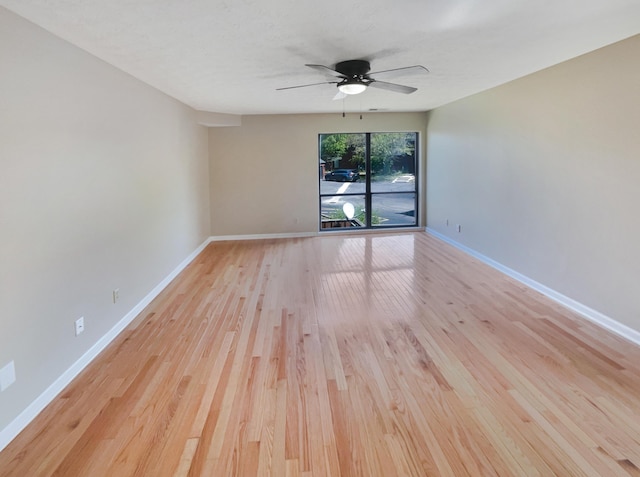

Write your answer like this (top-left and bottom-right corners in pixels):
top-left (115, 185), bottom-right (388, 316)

top-left (1, 1), bottom-right (640, 476)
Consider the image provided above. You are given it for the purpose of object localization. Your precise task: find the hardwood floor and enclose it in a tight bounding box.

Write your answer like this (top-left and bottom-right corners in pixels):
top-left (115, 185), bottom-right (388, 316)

top-left (1, 232), bottom-right (640, 476)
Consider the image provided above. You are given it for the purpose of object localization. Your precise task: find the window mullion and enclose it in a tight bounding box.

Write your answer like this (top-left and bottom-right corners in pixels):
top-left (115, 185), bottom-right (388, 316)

top-left (365, 133), bottom-right (372, 227)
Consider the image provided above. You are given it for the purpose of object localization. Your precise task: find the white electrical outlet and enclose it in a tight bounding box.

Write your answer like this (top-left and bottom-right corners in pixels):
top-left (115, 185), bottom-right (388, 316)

top-left (113, 288), bottom-right (119, 304)
top-left (0, 360), bottom-right (16, 392)
top-left (75, 317), bottom-right (85, 336)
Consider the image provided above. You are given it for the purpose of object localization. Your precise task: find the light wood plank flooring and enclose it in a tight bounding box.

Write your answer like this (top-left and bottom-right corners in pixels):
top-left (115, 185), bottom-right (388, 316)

top-left (1, 232), bottom-right (640, 476)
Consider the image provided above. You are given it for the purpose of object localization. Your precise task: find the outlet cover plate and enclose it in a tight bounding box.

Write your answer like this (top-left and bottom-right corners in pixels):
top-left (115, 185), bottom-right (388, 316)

top-left (75, 317), bottom-right (85, 336)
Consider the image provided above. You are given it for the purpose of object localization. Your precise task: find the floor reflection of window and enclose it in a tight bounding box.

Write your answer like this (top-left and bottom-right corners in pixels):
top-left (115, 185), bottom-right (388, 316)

top-left (318, 235), bottom-right (417, 320)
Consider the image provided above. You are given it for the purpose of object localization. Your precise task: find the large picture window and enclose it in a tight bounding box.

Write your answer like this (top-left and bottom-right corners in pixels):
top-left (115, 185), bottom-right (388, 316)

top-left (319, 132), bottom-right (418, 230)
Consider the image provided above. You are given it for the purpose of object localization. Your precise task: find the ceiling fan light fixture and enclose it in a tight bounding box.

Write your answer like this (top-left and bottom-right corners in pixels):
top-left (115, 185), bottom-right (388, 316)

top-left (338, 80), bottom-right (367, 95)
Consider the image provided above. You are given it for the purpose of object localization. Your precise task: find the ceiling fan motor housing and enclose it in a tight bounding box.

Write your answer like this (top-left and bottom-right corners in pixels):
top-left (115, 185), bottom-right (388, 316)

top-left (335, 60), bottom-right (371, 78)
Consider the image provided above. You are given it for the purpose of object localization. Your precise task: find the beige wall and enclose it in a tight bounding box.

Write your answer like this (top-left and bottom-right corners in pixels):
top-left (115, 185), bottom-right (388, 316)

top-left (427, 35), bottom-right (640, 333)
top-left (208, 112), bottom-right (429, 236)
top-left (0, 8), bottom-right (210, 431)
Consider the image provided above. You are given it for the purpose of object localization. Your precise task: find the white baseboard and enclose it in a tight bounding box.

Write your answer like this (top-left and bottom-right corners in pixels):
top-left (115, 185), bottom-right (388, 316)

top-left (426, 227), bottom-right (640, 347)
top-left (0, 238), bottom-right (212, 452)
top-left (209, 232), bottom-right (318, 241)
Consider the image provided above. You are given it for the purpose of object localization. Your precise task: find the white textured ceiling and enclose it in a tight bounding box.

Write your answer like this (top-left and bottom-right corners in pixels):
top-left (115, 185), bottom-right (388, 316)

top-left (1, 0), bottom-right (639, 115)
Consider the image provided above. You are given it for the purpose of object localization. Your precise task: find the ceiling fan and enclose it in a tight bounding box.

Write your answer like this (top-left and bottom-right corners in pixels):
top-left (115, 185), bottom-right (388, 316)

top-left (276, 60), bottom-right (428, 98)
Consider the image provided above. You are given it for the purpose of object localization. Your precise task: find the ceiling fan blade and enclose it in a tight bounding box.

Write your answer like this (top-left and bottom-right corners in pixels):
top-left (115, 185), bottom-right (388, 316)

top-left (368, 80), bottom-right (417, 94)
top-left (276, 81), bottom-right (337, 91)
top-left (333, 90), bottom-right (347, 101)
top-left (305, 64), bottom-right (346, 78)
top-left (368, 65), bottom-right (429, 77)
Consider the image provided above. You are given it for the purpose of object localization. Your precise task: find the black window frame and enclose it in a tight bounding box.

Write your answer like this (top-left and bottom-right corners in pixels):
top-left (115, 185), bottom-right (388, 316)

top-left (319, 131), bottom-right (419, 231)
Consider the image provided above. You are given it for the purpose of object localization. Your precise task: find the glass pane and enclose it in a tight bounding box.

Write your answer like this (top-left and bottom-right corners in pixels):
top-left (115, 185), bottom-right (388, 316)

top-left (370, 132), bottom-right (417, 193)
top-left (320, 195), bottom-right (366, 229)
top-left (371, 193), bottom-right (417, 227)
top-left (319, 133), bottom-right (366, 196)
